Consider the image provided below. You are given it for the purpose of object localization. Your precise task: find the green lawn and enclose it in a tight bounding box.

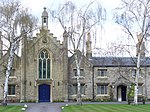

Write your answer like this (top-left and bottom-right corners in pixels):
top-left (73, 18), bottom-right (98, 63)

top-left (62, 104), bottom-right (150, 112)
top-left (0, 105), bottom-right (23, 112)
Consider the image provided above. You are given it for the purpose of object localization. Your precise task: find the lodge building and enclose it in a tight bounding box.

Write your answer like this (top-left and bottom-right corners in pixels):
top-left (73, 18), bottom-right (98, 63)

top-left (0, 8), bottom-right (150, 103)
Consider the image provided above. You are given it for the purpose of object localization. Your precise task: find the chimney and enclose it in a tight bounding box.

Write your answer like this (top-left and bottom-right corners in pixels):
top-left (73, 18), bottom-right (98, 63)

top-left (86, 32), bottom-right (92, 58)
top-left (63, 27), bottom-right (68, 48)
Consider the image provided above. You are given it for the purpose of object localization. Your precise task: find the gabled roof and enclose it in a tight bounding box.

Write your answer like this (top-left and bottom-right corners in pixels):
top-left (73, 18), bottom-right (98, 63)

top-left (68, 50), bottom-right (92, 65)
top-left (89, 57), bottom-right (150, 67)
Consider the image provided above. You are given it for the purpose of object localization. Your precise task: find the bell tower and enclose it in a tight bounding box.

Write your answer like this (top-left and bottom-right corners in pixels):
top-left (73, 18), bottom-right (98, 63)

top-left (42, 7), bottom-right (48, 29)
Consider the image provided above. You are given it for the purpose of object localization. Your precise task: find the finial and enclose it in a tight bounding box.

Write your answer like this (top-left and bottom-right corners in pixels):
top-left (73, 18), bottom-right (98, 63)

top-left (64, 26), bottom-right (67, 31)
top-left (87, 32), bottom-right (91, 41)
top-left (44, 7), bottom-right (46, 11)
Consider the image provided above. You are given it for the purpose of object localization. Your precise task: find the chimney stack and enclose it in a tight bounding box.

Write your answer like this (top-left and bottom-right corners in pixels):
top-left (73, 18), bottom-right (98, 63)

top-left (86, 32), bottom-right (92, 59)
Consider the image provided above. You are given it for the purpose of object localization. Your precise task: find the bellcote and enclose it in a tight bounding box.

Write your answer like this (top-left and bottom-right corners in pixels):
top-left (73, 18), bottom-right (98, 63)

top-left (42, 7), bottom-right (48, 29)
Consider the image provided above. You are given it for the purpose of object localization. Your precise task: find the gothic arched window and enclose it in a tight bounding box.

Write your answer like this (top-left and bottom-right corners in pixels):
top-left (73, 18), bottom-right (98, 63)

top-left (38, 49), bottom-right (50, 79)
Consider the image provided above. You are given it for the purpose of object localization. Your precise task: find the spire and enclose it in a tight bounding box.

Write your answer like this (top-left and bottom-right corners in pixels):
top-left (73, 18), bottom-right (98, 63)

top-left (86, 32), bottom-right (92, 58)
top-left (42, 7), bottom-right (48, 29)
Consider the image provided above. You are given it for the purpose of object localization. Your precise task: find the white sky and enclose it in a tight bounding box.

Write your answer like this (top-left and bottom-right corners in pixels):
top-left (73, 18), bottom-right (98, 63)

top-left (22, 0), bottom-right (128, 56)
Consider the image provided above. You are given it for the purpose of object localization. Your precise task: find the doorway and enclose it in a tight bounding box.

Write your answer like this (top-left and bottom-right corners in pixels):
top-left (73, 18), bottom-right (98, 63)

top-left (38, 84), bottom-right (50, 102)
top-left (117, 85), bottom-right (127, 101)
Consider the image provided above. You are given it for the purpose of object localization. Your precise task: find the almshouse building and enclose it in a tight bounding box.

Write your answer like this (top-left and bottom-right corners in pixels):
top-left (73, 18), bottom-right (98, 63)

top-left (0, 8), bottom-right (150, 103)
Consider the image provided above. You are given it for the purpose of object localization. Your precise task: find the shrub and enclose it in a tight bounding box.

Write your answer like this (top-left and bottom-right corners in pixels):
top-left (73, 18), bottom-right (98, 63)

top-left (128, 83), bottom-right (135, 98)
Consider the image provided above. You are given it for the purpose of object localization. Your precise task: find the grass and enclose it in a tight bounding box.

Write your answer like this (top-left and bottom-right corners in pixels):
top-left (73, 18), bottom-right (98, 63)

top-left (62, 104), bottom-right (150, 112)
top-left (0, 105), bottom-right (23, 112)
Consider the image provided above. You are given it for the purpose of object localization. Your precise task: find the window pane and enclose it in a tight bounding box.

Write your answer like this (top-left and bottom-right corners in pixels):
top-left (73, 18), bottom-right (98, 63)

top-left (101, 71), bottom-right (104, 76)
top-left (98, 69), bottom-right (107, 77)
top-left (138, 86), bottom-right (143, 95)
top-left (74, 69), bottom-right (77, 76)
top-left (97, 85), bottom-right (108, 95)
top-left (45, 52), bottom-right (48, 59)
top-left (12, 86), bottom-right (15, 94)
top-left (105, 86), bottom-right (108, 94)
top-left (8, 86), bottom-right (11, 95)
top-left (72, 85), bottom-right (77, 94)
top-left (73, 69), bottom-right (84, 76)
top-left (97, 85), bottom-right (100, 94)
top-left (47, 59), bottom-right (50, 78)
top-left (80, 69), bottom-right (84, 76)
top-left (39, 59), bottom-right (42, 78)
top-left (10, 69), bottom-right (15, 76)
top-left (8, 85), bottom-right (15, 95)
top-left (43, 59), bottom-right (46, 78)
top-left (132, 69), bottom-right (136, 77)
top-left (41, 52), bottom-right (44, 58)
top-left (81, 84), bottom-right (85, 94)
top-left (101, 86), bottom-right (104, 94)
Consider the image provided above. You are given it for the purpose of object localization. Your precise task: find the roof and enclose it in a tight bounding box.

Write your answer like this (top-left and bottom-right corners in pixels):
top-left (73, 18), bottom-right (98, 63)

top-left (89, 57), bottom-right (150, 67)
top-left (42, 7), bottom-right (48, 17)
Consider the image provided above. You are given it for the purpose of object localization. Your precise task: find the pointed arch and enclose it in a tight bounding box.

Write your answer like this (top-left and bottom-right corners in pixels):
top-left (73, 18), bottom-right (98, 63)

top-left (38, 49), bottom-right (51, 79)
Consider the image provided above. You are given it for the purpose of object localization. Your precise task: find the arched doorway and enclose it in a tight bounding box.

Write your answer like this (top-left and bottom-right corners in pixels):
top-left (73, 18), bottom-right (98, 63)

top-left (117, 85), bottom-right (127, 101)
top-left (38, 84), bottom-right (50, 102)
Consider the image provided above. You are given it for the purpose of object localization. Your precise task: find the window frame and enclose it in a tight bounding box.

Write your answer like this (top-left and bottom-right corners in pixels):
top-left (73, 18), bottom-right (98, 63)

top-left (97, 69), bottom-right (107, 77)
top-left (8, 85), bottom-right (16, 96)
top-left (138, 86), bottom-right (143, 95)
top-left (72, 84), bottom-right (85, 95)
top-left (131, 69), bottom-right (142, 77)
top-left (38, 49), bottom-right (51, 79)
top-left (73, 69), bottom-right (84, 77)
top-left (97, 84), bottom-right (108, 95)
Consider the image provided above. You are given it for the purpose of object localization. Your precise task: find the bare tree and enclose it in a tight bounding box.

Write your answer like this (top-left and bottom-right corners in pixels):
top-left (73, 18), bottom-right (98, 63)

top-left (0, 0), bottom-right (38, 105)
top-left (50, 1), bottom-right (106, 104)
top-left (114, 0), bottom-right (150, 104)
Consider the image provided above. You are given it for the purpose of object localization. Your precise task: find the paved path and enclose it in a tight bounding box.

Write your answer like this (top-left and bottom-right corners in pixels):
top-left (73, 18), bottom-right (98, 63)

top-left (25, 103), bottom-right (65, 112)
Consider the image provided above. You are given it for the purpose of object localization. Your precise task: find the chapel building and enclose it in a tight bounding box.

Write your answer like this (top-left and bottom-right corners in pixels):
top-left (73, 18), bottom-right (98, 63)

top-left (0, 8), bottom-right (150, 103)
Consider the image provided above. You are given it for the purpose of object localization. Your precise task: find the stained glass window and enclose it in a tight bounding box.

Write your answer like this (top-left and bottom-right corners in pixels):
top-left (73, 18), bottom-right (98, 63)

top-left (38, 49), bottom-right (51, 79)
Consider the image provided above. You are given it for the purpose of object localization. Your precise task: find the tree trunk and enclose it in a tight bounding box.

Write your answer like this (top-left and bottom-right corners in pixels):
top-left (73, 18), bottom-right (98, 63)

top-left (74, 53), bottom-right (82, 105)
top-left (2, 42), bottom-right (16, 105)
top-left (134, 47), bottom-right (141, 104)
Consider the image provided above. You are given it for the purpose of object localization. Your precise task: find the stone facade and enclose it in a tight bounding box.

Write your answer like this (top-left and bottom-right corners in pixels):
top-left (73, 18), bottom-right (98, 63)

top-left (0, 8), bottom-right (150, 103)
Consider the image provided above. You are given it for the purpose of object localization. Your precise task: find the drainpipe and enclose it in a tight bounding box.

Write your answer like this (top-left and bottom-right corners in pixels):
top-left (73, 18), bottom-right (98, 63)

top-left (92, 66), bottom-right (94, 100)
top-left (144, 67), bottom-right (147, 99)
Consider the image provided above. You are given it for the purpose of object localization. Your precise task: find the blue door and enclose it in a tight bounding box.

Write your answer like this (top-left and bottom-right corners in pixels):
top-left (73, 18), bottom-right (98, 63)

top-left (39, 84), bottom-right (50, 102)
